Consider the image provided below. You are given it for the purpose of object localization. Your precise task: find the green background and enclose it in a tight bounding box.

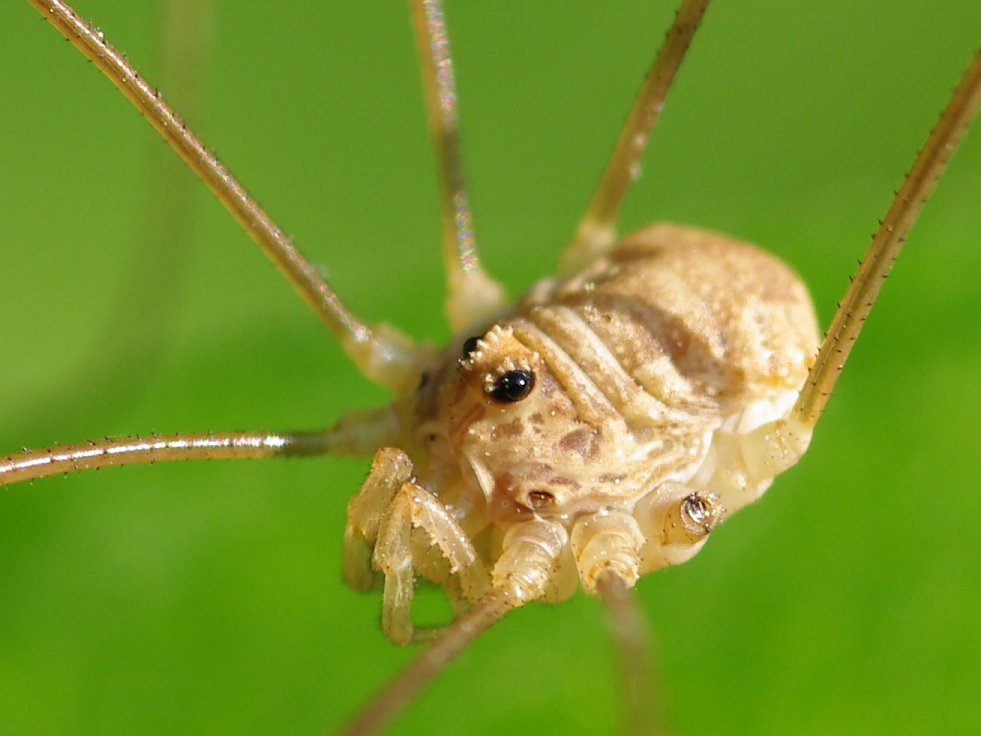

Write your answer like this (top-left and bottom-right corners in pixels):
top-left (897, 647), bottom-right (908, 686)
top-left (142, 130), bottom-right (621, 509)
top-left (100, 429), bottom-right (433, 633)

top-left (1, 1), bottom-right (980, 734)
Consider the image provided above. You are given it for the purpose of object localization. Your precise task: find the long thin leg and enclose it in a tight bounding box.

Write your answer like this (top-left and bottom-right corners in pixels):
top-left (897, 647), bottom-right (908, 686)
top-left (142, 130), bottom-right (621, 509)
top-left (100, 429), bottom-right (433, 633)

top-left (0, 432), bottom-right (296, 486)
top-left (26, 0), bottom-right (423, 394)
top-left (337, 590), bottom-right (518, 736)
top-left (2, 0), bottom-right (213, 465)
top-left (0, 405), bottom-right (401, 487)
top-left (596, 570), bottom-right (670, 736)
top-left (794, 45), bottom-right (981, 428)
top-left (408, 0), bottom-right (508, 332)
top-left (560, 0), bottom-right (713, 276)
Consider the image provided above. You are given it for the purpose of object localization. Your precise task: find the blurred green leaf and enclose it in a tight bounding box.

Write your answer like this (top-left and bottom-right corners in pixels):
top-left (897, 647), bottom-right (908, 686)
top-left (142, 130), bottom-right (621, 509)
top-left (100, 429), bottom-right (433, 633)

top-left (0, 2), bottom-right (979, 735)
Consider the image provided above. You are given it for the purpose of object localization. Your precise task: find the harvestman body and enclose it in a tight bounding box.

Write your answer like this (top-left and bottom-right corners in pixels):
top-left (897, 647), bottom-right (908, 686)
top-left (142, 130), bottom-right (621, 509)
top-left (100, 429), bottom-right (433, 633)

top-left (6, 1), bottom-right (981, 734)
top-left (344, 223), bottom-right (817, 646)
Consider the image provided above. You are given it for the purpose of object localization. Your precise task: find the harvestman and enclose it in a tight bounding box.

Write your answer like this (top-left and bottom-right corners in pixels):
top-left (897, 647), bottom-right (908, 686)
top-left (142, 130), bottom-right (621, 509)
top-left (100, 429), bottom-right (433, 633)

top-left (5, 1), bottom-right (981, 735)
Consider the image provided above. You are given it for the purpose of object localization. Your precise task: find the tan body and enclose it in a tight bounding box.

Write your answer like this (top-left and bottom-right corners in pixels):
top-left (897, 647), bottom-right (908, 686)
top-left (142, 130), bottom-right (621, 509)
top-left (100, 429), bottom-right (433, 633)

top-left (345, 223), bottom-right (819, 642)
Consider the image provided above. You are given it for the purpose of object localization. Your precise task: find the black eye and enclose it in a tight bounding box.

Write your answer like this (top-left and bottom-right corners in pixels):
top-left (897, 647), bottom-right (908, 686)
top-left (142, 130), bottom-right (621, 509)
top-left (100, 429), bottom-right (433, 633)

top-left (490, 369), bottom-right (535, 403)
top-left (461, 335), bottom-right (481, 360)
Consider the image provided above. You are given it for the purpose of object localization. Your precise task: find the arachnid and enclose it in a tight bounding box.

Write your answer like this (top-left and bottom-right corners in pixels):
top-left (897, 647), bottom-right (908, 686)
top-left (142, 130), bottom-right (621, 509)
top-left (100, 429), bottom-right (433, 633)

top-left (1, 2), bottom-right (981, 735)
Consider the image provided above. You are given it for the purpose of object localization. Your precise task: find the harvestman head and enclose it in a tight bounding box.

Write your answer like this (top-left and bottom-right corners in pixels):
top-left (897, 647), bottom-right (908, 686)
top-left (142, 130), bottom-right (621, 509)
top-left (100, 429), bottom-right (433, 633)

top-left (6, 1), bottom-right (981, 735)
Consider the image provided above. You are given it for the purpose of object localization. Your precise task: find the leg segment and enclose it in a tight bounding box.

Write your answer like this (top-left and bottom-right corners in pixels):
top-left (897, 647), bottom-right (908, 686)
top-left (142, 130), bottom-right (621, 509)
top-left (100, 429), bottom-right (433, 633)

top-left (596, 570), bottom-right (670, 736)
top-left (559, 0), bottom-right (713, 276)
top-left (28, 0), bottom-right (427, 394)
top-left (492, 518), bottom-right (570, 602)
top-left (793, 45), bottom-right (981, 427)
top-left (684, 415), bottom-right (813, 518)
top-left (633, 483), bottom-right (725, 574)
top-left (570, 510), bottom-right (646, 594)
top-left (409, 0), bottom-right (508, 332)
